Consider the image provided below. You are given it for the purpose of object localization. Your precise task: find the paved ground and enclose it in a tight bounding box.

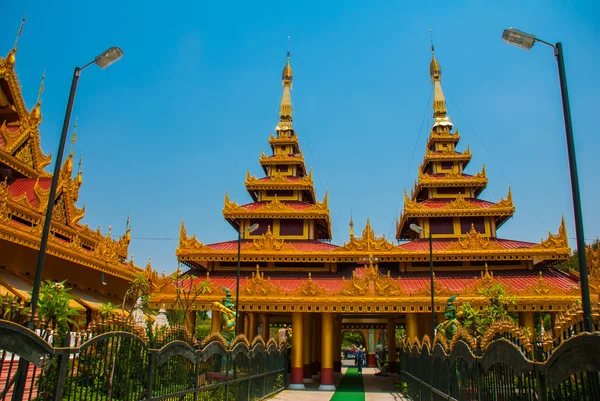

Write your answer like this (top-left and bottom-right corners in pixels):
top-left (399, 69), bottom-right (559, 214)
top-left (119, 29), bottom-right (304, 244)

top-left (269, 364), bottom-right (410, 401)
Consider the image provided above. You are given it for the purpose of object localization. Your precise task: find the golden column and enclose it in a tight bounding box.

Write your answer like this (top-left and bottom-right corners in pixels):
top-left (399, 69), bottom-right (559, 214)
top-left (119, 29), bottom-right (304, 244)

top-left (289, 312), bottom-right (305, 389)
top-left (318, 312), bottom-right (336, 390)
top-left (302, 313), bottom-right (314, 383)
top-left (243, 313), bottom-right (249, 338)
top-left (406, 314), bottom-right (418, 343)
top-left (260, 314), bottom-right (270, 339)
top-left (237, 312), bottom-right (246, 337)
top-left (333, 316), bottom-right (342, 373)
top-left (519, 311), bottom-right (536, 341)
top-left (387, 317), bottom-right (397, 373)
top-left (248, 313), bottom-right (258, 341)
top-left (210, 307), bottom-right (222, 334)
top-left (185, 310), bottom-right (197, 337)
top-left (312, 314), bottom-right (321, 376)
top-left (420, 314), bottom-right (433, 343)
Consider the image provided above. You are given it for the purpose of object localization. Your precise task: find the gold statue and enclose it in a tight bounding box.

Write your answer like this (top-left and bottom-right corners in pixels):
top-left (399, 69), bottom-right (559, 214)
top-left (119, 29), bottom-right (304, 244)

top-left (212, 287), bottom-right (236, 344)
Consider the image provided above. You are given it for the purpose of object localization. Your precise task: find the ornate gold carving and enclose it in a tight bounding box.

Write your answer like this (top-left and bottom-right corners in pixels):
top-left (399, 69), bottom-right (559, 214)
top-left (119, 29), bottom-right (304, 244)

top-left (480, 317), bottom-right (531, 351)
top-left (532, 216), bottom-right (569, 250)
top-left (259, 151), bottom-right (304, 165)
top-left (521, 271), bottom-right (579, 296)
top-left (449, 326), bottom-right (477, 350)
top-left (241, 265), bottom-right (284, 296)
top-left (0, 178), bottom-right (9, 222)
top-left (222, 192), bottom-right (242, 213)
top-left (51, 196), bottom-right (67, 224)
top-left (442, 193), bottom-right (474, 209)
top-left (337, 219), bottom-right (395, 252)
top-left (178, 219), bottom-right (204, 250)
top-left (14, 142), bottom-right (33, 166)
top-left (410, 273), bottom-right (452, 296)
top-left (252, 226), bottom-right (296, 251)
top-left (223, 193), bottom-right (330, 219)
top-left (294, 272), bottom-right (327, 296)
top-left (446, 225), bottom-right (503, 251)
top-left (340, 257), bottom-right (405, 296)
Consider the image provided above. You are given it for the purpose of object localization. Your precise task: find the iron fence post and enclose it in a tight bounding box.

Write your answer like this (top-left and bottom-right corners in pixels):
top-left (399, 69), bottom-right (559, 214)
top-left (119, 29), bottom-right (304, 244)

top-left (52, 333), bottom-right (71, 401)
top-left (225, 354), bottom-right (230, 401)
top-left (247, 352), bottom-right (252, 401)
top-left (146, 350), bottom-right (156, 400)
top-left (11, 358), bottom-right (29, 401)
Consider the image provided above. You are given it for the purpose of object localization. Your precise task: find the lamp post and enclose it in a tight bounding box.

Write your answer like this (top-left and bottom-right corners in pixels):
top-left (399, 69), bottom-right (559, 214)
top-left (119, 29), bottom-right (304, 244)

top-left (12, 47), bottom-right (123, 401)
top-left (28, 47), bottom-right (123, 327)
top-left (234, 223), bottom-right (259, 337)
top-left (502, 28), bottom-right (593, 333)
top-left (29, 47), bottom-right (123, 329)
top-left (410, 223), bottom-right (434, 401)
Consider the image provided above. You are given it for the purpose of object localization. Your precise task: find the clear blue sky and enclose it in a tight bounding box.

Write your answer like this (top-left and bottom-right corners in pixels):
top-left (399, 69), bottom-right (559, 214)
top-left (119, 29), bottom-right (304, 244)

top-left (3, 1), bottom-right (599, 273)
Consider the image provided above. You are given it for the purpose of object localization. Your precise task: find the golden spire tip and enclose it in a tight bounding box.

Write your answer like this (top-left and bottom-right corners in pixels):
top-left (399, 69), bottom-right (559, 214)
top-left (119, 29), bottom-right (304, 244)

top-left (14, 17), bottom-right (26, 50)
top-left (36, 70), bottom-right (45, 105)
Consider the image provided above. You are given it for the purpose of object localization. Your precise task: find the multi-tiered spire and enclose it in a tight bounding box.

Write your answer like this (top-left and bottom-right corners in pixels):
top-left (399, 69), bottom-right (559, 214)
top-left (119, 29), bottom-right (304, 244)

top-left (396, 49), bottom-right (514, 241)
top-left (224, 49), bottom-right (332, 240)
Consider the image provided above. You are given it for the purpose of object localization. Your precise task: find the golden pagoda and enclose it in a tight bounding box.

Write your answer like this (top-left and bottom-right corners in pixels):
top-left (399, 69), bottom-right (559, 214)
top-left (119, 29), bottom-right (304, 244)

top-left (172, 47), bottom-right (579, 389)
top-left (0, 23), bottom-right (144, 321)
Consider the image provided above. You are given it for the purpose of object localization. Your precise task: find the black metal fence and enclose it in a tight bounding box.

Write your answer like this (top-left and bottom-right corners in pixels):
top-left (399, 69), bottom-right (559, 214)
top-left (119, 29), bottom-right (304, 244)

top-left (399, 332), bottom-right (600, 401)
top-left (0, 320), bottom-right (288, 401)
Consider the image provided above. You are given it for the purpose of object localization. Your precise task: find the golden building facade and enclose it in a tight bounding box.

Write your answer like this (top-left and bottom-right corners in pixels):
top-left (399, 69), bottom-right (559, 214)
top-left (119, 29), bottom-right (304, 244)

top-left (172, 49), bottom-right (579, 389)
top-left (0, 30), bottom-right (144, 321)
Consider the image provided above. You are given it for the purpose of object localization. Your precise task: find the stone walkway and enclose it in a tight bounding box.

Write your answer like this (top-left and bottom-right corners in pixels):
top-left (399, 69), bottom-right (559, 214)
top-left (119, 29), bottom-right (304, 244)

top-left (268, 366), bottom-right (410, 401)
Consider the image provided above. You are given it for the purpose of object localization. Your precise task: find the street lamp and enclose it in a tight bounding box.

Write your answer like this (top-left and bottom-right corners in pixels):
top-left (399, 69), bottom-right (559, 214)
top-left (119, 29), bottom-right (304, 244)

top-left (234, 223), bottom-right (259, 337)
top-left (502, 28), bottom-right (593, 333)
top-left (28, 47), bottom-right (124, 326)
top-left (12, 47), bottom-right (124, 401)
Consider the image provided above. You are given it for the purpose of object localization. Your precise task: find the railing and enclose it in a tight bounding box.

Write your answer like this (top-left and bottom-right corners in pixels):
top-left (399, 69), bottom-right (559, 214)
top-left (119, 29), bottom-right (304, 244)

top-left (399, 332), bottom-right (600, 401)
top-left (0, 320), bottom-right (288, 401)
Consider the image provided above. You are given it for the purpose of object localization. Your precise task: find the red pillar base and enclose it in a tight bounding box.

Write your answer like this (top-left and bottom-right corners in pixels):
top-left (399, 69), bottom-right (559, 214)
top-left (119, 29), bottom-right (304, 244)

top-left (333, 361), bottom-right (342, 373)
top-left (303, 364), bottom-right (313, 383)
top-left (318, 367), bottom-right (335, 390)
top-left (291, 367), bottom-right (303, 385)
top-left (311, 361), bottom-right (318, 375)
top-left (367, 353), bottom-right (376, 367)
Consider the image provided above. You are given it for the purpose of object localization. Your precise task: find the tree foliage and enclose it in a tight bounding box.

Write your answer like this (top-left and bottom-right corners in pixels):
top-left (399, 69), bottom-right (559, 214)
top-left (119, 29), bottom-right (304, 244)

top-left (459, 283), bottom-right (516, 339)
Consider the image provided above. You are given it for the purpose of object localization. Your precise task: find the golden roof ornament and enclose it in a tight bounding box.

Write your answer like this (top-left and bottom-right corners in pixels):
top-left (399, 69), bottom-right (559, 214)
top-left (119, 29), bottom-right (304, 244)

top-left (279, 38), bottom-right (293, 123)
top-left (6, 18), bottom-right (25, 67)
top-left (282, 36), bottom-right (293, 84)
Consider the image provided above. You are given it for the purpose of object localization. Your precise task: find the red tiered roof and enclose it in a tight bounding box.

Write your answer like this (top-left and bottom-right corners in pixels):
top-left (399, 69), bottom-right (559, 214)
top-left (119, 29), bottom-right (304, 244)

top-left (398, 238), bottom-right (537, 251)
top-left (186, 268), bottom-right (577, 294)
top-left (240, 201), bottom-right (315, 210)
top-left (8, 178), bottom-right (52, 208)
top-left (0, 125), bottom-right (19, 149)
top-left (202, 239), bottom-right (339, 252)
top-left (417, 198), bottom-right (496, 209)
top-left (257, 176), bottom-right (303, 182)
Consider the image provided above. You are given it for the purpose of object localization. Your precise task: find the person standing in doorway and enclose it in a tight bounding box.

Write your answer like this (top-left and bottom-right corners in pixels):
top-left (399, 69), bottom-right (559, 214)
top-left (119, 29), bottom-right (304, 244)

top-left (356, 346), bottom-right (364, 373)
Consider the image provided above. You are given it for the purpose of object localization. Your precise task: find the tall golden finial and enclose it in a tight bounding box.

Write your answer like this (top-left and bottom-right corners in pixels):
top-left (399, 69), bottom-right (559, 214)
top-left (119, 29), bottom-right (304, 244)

top-left (429, 29), bottom-right (441, 81)
top-left (13, 17), bottom-right (26, 50)
top-left (6, 18), bottom-right (25, 66)
top-left (279, 37), bottom-right (293, 123)
top-left (429, 30), bottom-right (450, 124)
top-left (349, 213), bottom-right (355, 238)
top-left (70, 116), bottom-right (78, 155)
top-left (126, 212), bottom-right (131, 230)
top-left (36, 70), bottom-right (45, 105)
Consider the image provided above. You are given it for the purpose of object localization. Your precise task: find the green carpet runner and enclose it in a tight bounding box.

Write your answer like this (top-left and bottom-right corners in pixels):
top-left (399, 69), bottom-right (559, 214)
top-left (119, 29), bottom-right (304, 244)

top-left (330, 367), bottom-right (365, 401)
